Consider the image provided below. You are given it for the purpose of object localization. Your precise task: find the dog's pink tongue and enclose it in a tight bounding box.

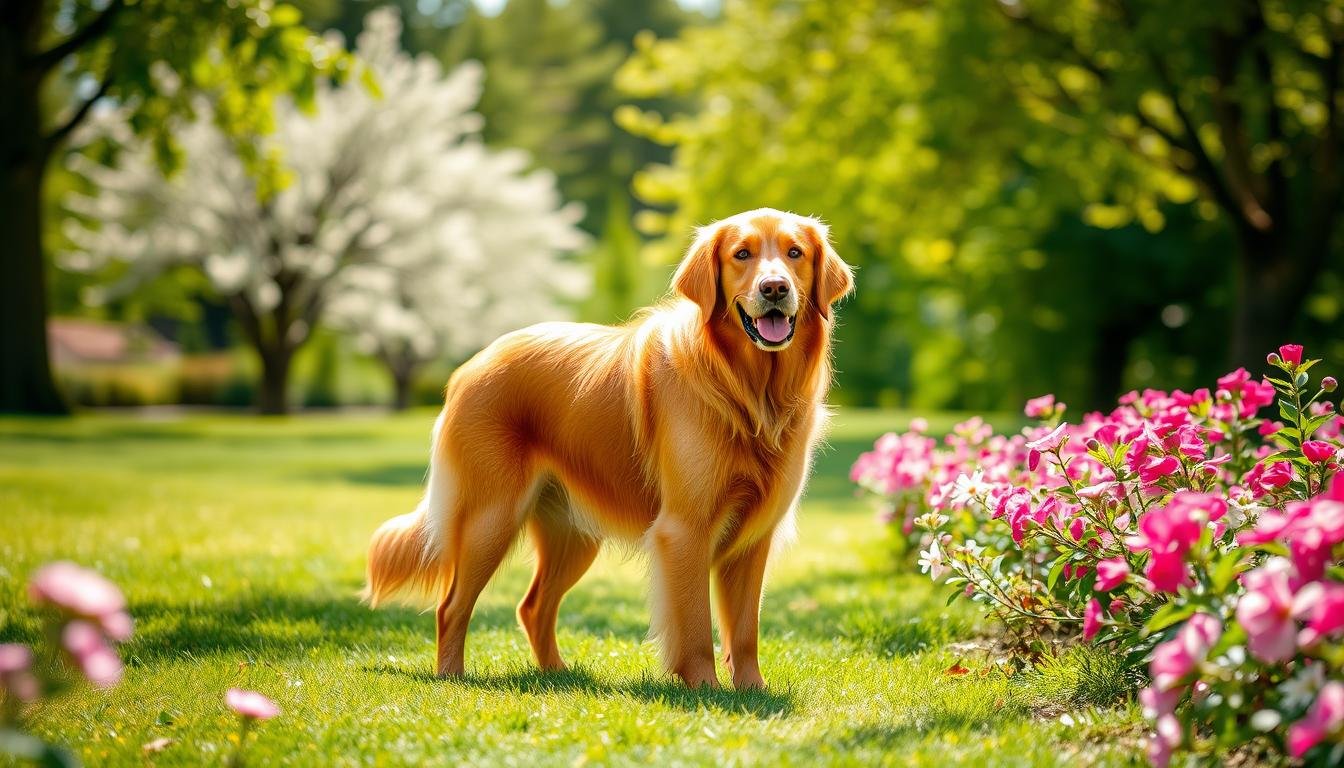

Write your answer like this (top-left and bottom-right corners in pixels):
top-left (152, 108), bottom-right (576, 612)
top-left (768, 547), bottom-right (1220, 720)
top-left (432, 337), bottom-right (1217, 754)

top-left (755, 314), bottom-right (791, 343)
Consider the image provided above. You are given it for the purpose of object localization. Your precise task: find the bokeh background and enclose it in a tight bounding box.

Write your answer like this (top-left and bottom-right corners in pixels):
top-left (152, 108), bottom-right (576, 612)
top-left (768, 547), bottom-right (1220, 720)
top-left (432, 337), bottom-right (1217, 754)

top-left (4, 0), bottom-right (1343, 416)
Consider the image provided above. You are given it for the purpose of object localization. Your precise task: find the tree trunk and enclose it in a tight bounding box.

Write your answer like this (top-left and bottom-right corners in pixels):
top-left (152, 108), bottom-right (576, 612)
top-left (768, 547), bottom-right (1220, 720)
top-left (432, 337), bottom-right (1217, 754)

top-left (1229, 227), bottom-right (1319, 371)
top-left (257, 347), bottom-right (294, 415)
top-left (0, 17), bottom-right (69, 415)
top-left (389, 363), bottom-right (416, 411)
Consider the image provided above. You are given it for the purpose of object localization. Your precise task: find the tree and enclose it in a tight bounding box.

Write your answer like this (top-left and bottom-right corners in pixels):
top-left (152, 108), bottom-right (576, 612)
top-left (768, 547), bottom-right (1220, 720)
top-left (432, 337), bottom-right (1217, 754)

top-left (65, 9), bottom-right (586, 414)
top-left (441, 0), bottom-right (700, 233)
top-left (618, 0), bottom-right (1343, 408)
top-left (984, 0), bottom-right (1344, 368)
top-left (325, 147), bottom-right (588, 411)
top-left (1, 0), bottom-right (344, 413)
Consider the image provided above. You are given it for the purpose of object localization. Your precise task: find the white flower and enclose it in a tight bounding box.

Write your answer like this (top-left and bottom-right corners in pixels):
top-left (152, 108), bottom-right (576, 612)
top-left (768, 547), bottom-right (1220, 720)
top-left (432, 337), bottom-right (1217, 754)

top-left (949, 471), bottom-right (988, 508)
top-left (918, 539), bottom-right (947, 581)
top-left (1279, 664), bottom-right (1325, 710)
top-left (913, 511), bottom-right (949, 530)
top-left (956, 538), bottom-right (984, 559)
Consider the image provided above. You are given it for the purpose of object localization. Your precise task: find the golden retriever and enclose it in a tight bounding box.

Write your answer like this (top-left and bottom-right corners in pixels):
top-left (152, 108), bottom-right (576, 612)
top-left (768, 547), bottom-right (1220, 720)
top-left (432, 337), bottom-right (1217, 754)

top-left (364, 208), bottom-right (853, 688)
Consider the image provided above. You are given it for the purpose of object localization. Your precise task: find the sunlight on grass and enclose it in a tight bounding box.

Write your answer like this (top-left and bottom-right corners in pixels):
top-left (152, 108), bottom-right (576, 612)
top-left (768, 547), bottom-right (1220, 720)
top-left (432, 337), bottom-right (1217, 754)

top-left (0, 409), bottom-right (1142, 766)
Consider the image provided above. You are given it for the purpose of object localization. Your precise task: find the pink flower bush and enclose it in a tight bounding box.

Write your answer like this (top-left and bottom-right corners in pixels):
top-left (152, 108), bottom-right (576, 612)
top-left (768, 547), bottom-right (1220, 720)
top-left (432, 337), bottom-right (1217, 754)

top-left (853, 343), bottom-right (1344, 765)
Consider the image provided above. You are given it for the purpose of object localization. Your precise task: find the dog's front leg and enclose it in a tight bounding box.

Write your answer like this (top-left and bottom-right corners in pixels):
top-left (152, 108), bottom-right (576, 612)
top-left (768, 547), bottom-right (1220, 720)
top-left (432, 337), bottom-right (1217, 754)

top-left (647, 514), bottom-right (719, 688)
top-left (713, 535), bottom-right (771, 689)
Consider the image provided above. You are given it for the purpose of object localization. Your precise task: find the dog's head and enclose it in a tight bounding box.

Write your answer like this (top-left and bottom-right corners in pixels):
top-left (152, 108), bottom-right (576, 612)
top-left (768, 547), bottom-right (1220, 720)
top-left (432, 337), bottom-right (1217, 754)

top-left (673, 209), bottom-right (854, 351)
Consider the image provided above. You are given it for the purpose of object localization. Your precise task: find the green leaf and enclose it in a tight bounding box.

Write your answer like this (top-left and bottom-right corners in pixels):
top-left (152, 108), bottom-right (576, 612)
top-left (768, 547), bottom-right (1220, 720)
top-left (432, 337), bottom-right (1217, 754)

top-left (271, 3), bottom-right (302, 26)
top-left (1279, 400), bottom-right (1299, 422)
top-left (1211, 552), bottom-right (1244, 592)
top-left (1046, 552), bottom-right (1070, 591)
top-left (1302, 413), bottom-right (1334, 438)
top-left (1144, 602), bottom-right (1195, 634)
top-left (360, 66), bottom-right (384, 100)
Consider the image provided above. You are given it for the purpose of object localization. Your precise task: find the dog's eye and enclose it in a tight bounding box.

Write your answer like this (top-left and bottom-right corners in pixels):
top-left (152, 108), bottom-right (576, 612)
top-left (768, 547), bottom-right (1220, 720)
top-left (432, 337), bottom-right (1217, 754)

top-left (734, 249), bottom-right (751, 260)
top-left (787, 247), bottom-right (803, 259)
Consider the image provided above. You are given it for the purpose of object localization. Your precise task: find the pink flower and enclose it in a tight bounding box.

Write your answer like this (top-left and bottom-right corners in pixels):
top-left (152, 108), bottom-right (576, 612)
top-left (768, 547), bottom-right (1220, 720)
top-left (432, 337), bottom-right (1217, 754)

top-left (226, 688), bottom-right (280, 720)
top-left (62, 620), bottom-right (123, 688)
top-left (1279, 343), bottom-right (1304, 367)
top-left (1146, 713), bottom-right (1182, 768)
top-left (1026, 423), bottom-right (1067, 471)
top-left (1137, 455), bottom-right (1180, 486)
top-left (1127, 500), bottom-right (1202, 593)
top-left (1302, 440), bottom-right (1336, 464)
top-left (1258, 421), bottom-right (1283, 437)
top-left (1083, 598), bottom-right (1103, 641)
top-left (1239, 379), bottom-right (1277, 417)
top-left (1139, 685), bottom-right (1180, 717)
top-left (1287, 681), bottom-right (1344, 758)
top-left (0, 643), bottom-right (40, 702)
top-left (1257, 461), bottom-right (1294, 493)
top-left (1095, 557), bottom-right (1130, 592)
top-left (1144, 553), bottom-right (1190, 594)
top-left (1236, 561), bottom-right (1297, 663)
top-left (1217, 367), bottom-right (1250, 392)
top-left (1168, 491), bottom-right (1228, 522)
top-left (1150, 612), bottom-right (1221, 691)
top-left (28, 561), bottom-right (126, 620)
top-left (1025, 394), bottom-right (1056, 418)
top-left (1293, 581), bottom-right (1344, 647)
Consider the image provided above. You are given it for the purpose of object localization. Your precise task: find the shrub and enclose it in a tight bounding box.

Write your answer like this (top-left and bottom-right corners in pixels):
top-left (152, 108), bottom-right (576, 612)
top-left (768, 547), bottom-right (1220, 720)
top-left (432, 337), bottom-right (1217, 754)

top-left (853, 345), bottom-right (1344, 765)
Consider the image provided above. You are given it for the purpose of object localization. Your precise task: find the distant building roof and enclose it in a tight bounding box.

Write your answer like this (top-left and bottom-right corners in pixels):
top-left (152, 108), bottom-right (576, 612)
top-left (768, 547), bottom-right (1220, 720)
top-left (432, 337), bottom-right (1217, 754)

top-left (48, 318), bottom-right (181, 366)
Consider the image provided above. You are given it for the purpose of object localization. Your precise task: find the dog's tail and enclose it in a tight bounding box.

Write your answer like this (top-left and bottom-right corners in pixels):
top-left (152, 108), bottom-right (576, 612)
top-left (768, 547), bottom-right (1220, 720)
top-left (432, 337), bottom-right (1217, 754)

top-left (363, 413), bottom-right (455, 608)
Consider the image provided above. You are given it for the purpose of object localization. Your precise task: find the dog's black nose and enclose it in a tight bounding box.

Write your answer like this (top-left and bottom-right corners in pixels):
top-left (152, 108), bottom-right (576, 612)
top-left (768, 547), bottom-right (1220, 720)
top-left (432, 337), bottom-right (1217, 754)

top-left (759, 276), bottom-right (790, 300)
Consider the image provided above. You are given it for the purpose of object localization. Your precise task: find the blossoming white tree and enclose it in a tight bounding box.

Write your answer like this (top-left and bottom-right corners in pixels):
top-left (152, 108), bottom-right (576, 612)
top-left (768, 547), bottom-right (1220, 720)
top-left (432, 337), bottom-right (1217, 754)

top-left (64, 8), bottom-right (588, 413)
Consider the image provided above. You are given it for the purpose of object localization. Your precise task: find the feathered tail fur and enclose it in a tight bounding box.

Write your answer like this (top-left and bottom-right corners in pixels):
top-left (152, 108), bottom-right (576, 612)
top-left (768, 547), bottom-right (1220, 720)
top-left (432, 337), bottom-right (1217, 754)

top-left (363, 412), bottom-right (455, 607)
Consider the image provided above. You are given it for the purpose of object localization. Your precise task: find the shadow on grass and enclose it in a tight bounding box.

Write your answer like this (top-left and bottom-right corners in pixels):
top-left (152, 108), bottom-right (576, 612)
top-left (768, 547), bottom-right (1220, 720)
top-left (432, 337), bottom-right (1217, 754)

top-left (114, 564), bottom-right (955, 669)
top-left (120, 582), bottom-right (652, 666)
top-left (365, 663), bottom-right (795, 717)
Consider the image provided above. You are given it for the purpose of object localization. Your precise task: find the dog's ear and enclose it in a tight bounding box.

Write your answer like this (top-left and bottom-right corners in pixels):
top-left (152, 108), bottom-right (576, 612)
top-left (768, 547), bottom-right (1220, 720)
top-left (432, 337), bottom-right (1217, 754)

top-left (673, 223), bottom-right (724, 322)
top-left (805, 220), bottom-right (854, 322)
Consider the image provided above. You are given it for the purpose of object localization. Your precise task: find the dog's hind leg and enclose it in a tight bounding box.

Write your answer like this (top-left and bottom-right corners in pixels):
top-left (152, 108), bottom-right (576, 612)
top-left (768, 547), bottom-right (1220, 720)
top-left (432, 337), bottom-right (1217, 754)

top-left (434, 474), bottom-right (535, 678)
top-left (517, 484), bottom-right (600, 671)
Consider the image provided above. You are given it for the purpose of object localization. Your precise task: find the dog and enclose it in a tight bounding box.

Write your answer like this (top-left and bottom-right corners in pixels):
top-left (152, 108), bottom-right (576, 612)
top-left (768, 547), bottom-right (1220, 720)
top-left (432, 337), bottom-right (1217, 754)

top-left (364, 208), bottom-right (853, 688)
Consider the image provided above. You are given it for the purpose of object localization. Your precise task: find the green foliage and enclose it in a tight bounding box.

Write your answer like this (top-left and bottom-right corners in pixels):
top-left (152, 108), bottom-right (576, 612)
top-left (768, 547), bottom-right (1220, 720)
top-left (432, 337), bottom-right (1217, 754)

top-left (582, 188), bottom-right (666, 322)
top-left (44, 0), bottom-right (352, 196)
top-left (439, 0), bottom-right (699, 232)
top-left (617, 0), bottom-right (1344, 408)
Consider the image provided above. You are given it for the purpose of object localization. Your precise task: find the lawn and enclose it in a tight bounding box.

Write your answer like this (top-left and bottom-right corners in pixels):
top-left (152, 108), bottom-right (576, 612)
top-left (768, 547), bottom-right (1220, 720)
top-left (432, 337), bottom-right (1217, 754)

top-left (0, 408), bottom-right (1147, 766)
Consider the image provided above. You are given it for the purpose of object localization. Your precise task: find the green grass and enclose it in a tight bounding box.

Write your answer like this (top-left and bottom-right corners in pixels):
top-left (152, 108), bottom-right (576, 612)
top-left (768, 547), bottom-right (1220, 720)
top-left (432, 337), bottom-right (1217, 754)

top-left (0, 408), bottom-right (1145, 766)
